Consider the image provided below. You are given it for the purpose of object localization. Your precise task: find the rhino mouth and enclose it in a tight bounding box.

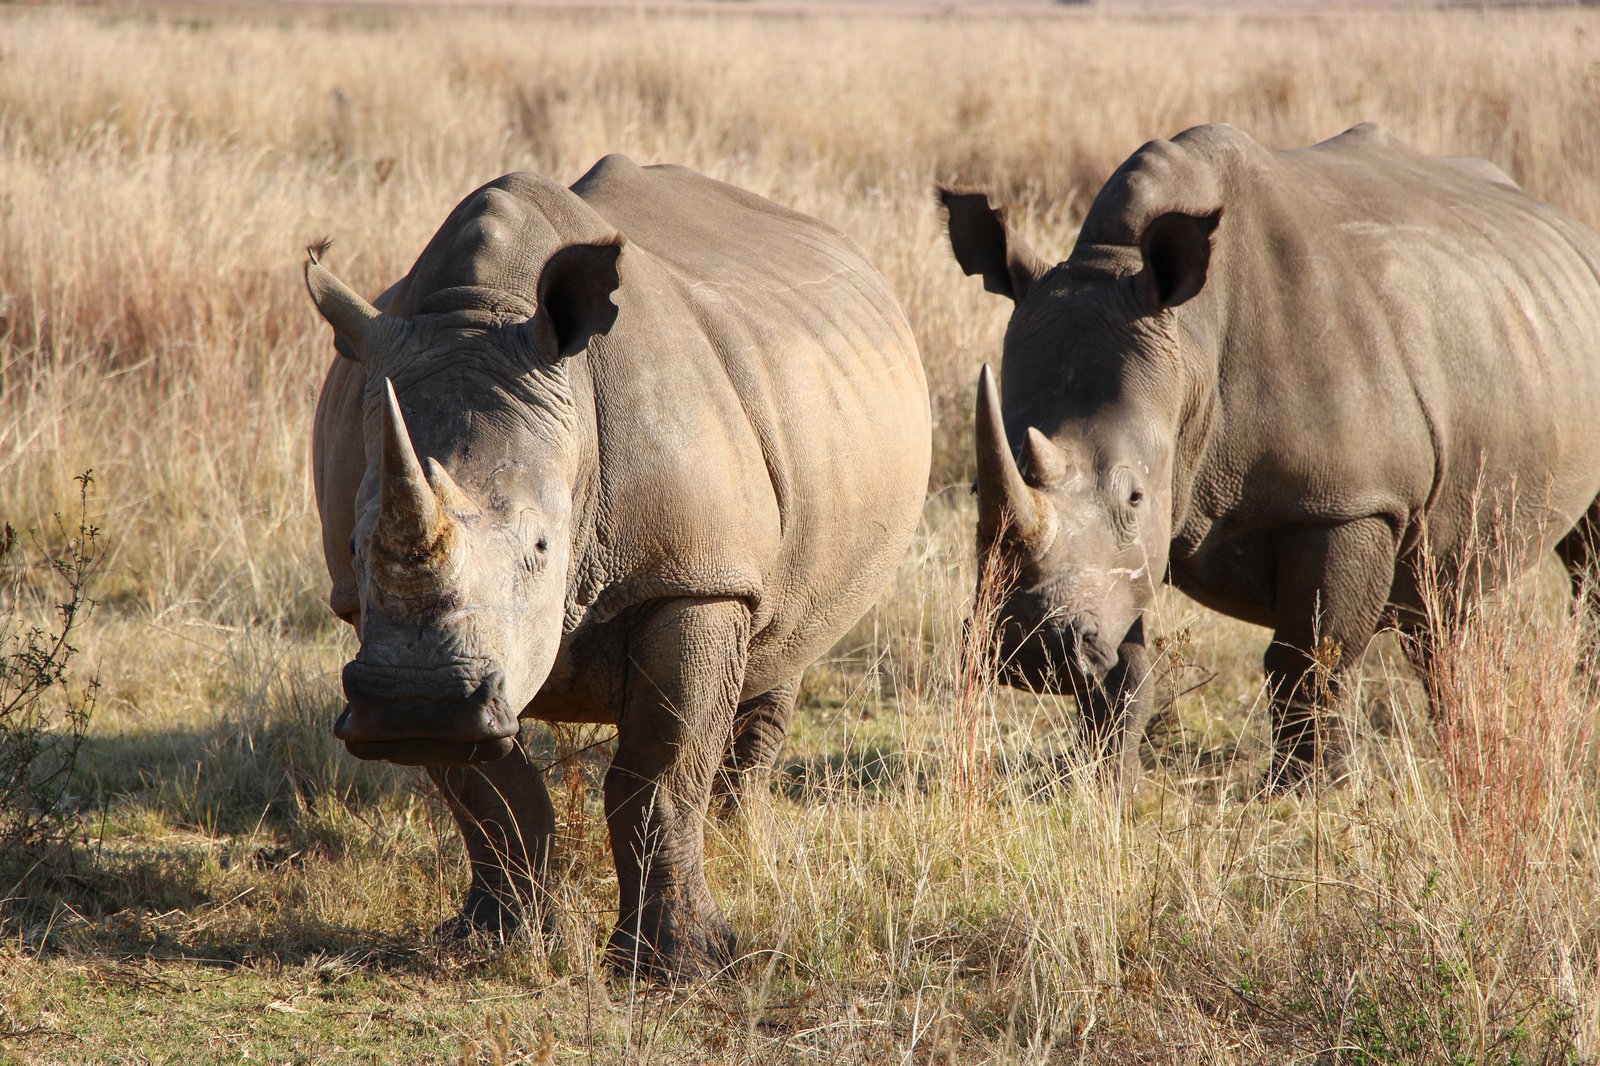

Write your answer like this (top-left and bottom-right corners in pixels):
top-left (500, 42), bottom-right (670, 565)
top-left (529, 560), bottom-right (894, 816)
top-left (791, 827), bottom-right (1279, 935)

top-left (992, 615), bottom-right (1119, 693)
top-left (342, 733), bottom-right (518, 766)
top-left (334, 667), bottom-right (521, 765)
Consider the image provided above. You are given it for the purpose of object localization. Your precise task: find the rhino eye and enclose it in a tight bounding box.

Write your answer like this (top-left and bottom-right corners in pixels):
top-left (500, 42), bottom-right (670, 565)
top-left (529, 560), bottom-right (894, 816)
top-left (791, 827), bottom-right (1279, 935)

top-left (522, 533), bottom-right (549, 576)
top-left (1128, 487), bottom-right (1144, 507)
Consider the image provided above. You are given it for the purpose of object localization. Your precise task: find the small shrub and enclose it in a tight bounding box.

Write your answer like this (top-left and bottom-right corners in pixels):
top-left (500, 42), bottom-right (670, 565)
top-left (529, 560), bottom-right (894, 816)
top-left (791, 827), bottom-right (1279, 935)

top-left (0, 473), bottom-right (101, 866)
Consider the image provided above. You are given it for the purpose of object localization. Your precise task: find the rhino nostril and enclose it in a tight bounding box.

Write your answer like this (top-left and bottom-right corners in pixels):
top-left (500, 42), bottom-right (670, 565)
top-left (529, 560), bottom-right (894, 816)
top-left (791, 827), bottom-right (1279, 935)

top-left (341, 661), bottom-right (374, 707)
top-left (341, 660), bottom-right (400, 709)
top-left (470, 671), bottom-right (505, 707)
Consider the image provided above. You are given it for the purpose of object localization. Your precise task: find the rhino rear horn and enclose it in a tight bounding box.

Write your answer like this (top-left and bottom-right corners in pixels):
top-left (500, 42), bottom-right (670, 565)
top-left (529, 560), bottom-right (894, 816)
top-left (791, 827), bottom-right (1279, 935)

top-left (305, 259), bottom-right (399, 361)
top-left (424, 457), bottom-right (479, 517)
top-left (1021, 427), bottom-right (1071, 487)
top-left (974, 365), bottom-right (1041, 546)
top-left (376, 379), bottom-right (453, 562)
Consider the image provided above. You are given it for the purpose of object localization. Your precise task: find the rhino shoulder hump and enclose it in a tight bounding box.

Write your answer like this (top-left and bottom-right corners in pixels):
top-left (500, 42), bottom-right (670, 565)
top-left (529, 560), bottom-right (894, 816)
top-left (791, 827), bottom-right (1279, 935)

top-left (570, 153), bottom-right (642, 193)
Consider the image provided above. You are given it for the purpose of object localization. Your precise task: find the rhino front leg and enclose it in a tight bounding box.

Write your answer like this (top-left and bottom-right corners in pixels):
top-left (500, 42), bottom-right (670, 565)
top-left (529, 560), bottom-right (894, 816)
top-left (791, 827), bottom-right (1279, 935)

top-left (1262, 518), bottom-right (1397, 793)
top-left (428, 742), bottom-right (555, 942)
top-left (1076, 617), bottom-right (1154, 792)
top-left (713, 676), bottom-right (800, 813)
top-left (605, 598), bottom-right (746, 983)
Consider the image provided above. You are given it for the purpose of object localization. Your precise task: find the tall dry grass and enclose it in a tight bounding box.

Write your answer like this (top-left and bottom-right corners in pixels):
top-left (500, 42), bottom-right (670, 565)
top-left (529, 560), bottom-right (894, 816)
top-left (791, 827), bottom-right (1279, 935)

top-left (3, 5), bottom-right (1600, 1063)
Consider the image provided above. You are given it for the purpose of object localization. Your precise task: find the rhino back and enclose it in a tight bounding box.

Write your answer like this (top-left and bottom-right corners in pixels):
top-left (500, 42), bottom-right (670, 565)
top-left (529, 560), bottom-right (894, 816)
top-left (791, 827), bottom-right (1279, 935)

top-left (1077, 124), bottom-right (1600, 583)
top-left (569, 156), bottom-right (930, 692)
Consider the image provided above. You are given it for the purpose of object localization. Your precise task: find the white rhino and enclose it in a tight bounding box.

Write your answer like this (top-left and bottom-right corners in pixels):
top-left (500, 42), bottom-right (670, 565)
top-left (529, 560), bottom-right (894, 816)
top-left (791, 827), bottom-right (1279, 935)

top-left (943, 124), bottom-right (1600, 790)
top-left (308, 156), bottom-right (930, 979)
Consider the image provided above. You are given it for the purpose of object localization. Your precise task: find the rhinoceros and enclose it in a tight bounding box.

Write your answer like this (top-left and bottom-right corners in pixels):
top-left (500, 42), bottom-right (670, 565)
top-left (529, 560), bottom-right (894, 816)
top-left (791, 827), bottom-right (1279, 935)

top-left (306, 156), bottom-right (930, 979)
top-left (941, 123), bottom-right (1600, 790)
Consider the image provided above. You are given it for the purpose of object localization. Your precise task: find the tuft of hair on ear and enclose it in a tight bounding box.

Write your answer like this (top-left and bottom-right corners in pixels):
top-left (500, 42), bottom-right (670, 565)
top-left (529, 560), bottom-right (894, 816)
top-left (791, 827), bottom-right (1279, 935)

top-left (305, 236), bottom-right (333, 266)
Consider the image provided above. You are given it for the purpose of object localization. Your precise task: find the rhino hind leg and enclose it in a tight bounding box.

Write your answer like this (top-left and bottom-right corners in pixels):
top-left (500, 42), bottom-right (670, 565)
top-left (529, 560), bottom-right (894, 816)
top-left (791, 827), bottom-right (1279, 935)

top-left (428, 741), bottom-right (556, 944)
top-left (713, 676), bottom-right (800, 814)
top-left (1261, 518), bottom-right (1397, 794)
top-left (604, 598), bottom-right (747, 984)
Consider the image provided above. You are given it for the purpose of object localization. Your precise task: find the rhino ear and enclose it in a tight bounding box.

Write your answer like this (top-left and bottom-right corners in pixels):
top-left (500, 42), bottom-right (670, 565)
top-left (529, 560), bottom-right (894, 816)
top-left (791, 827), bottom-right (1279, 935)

top-left (938, 187), bottom-right (1050, 302)
top-left (306, 258), bottom-right (393, 362)
top-left (534, 238), bottom-right (625, 359)
top-left (1137, 209), bottom-right (1222, 310)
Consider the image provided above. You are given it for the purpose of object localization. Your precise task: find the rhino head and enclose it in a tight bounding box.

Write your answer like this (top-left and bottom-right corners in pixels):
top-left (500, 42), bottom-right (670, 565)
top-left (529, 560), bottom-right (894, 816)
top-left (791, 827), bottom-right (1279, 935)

top-left (944, 188), bottom-right (1220, 692)
top-left (305, 240), bottom-right (622, 765)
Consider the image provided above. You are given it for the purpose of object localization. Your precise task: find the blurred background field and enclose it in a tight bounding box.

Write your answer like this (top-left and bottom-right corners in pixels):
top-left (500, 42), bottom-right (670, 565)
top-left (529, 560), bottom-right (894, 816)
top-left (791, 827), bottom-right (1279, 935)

top-left (1, 4), bottom-right (1598, 1062)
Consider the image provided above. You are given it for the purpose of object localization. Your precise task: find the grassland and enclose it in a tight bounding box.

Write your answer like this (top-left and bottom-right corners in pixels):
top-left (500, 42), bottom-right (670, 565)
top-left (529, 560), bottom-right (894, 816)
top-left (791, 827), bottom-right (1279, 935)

top-left (2, 4), bottom-right (1600, 1063)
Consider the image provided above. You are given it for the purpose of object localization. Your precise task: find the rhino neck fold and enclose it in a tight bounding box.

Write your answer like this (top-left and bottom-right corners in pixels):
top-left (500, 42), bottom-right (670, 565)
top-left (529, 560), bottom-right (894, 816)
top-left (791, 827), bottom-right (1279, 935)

top-left (556, 352), bottom-right (606, 633)
top-left (1165, 296), bottom-right (1225, 538)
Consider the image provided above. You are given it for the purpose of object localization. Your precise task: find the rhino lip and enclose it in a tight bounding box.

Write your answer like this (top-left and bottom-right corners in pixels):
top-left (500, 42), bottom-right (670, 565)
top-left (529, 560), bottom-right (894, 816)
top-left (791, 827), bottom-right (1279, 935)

top-left (341, 732), bottom-right (517, 766)
top-left (993, 625), bottom-right (1113, 692)
top-left (334, 668), bottom-right (519, 761)
top-left (999, 657), bottom-right (1093, 693)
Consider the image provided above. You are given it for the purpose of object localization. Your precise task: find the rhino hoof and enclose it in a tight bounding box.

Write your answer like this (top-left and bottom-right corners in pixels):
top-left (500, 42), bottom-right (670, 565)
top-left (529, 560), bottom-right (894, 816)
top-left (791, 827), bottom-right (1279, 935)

top-left (605, 920), bottom-right (737, 985)
top-left (711, 766), bottom-right (776, 819)
top-left (432, 889), bottom-right (525, 945)
top-left (1259, 753), bottom-right (1353, 797)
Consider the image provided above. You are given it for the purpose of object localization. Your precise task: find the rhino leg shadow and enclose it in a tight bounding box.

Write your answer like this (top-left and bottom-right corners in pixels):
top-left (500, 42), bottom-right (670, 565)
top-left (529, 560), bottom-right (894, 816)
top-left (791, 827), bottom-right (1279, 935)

top-left (428, 742), bottom-right (556, 945)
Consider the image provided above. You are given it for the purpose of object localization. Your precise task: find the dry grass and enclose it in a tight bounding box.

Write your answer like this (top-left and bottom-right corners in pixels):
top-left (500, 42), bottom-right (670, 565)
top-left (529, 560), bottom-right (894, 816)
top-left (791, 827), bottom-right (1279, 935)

top-left (2, 4), bottom-right (1600, 1063)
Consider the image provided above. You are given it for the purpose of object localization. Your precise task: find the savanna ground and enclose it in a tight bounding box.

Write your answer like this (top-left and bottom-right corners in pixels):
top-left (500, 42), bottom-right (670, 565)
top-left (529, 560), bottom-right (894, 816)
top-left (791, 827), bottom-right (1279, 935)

top-left (2, 4), bottom-right (1600, 1062)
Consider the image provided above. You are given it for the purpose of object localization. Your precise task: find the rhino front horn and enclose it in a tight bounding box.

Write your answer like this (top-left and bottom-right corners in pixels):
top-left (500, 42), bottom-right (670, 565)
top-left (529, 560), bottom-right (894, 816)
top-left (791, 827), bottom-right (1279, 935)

top-left (974, 365), bottom-right (1040, 546)
top-left (376, 379), bottom-right (454, 564)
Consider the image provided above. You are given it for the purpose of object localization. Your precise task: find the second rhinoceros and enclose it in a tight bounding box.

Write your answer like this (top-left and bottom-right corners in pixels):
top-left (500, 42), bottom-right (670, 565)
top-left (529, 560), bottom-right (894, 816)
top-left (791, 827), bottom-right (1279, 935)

top-left (943, 123), bottom-right (1600, 791)
top-left (307, 156), bottom-right (930, 979)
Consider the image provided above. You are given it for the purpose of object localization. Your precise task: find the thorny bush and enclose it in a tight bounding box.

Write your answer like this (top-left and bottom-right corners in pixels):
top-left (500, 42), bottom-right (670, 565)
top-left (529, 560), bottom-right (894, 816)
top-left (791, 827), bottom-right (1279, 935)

top-left (0, 473), bottom-right (100, 870)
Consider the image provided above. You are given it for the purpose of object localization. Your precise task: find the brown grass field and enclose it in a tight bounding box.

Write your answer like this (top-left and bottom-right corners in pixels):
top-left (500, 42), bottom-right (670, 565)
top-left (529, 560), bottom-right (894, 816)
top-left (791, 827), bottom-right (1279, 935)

top-left (2, 3), bottom-right (1600, 1063)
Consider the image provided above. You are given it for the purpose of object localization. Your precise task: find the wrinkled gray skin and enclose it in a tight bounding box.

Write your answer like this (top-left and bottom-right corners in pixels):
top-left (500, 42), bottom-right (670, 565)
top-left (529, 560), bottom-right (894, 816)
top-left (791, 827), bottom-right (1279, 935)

top-left (308, 156), bottom-right (930, 980)
top-left (943, 123), bottom-right (1600, 791)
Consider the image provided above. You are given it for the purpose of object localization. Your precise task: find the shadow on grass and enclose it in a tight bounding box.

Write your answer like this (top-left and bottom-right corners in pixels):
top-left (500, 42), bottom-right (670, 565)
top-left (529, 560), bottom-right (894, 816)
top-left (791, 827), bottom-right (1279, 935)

top-left (2, 694), bottom-right (472, 969)
top-left (4, 683), bottom-right (1246, 973)
top-left (1, 701), bottom-right (620, 973)
top-left (1, 836), bottom-right (445, 975)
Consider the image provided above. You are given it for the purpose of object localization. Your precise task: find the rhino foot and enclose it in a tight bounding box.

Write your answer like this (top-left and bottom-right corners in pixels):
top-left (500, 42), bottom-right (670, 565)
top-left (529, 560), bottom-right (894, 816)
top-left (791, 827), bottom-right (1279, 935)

top-left (711, 764), bottom-right (776, 818)
top-left (605, 915), bottom-right (737, 985)
top-left (432, 887), bottom-right (528, 945)
top-left (1259, 751), bottom-right (1353, 797)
